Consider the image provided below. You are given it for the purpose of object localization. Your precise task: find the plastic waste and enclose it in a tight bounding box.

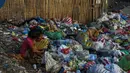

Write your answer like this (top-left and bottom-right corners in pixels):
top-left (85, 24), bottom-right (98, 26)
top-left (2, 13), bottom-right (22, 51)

top-left (88, 54), bottom-right (97, 61)
top-left (45, 52), bottom-right (61, 72)
top-left (120, 13), bottom-right (128, 20)
top-left (76, 69), bottom-right (81, 73)
top-left (33, 64), bottom-right (37, 70)
top-left (35, 17), bottom-right (46, 23)
top-left (59, 67), bottom-right (65, 73)
top-left (0, 12), bottom-right (130, 73)
top-left (118, 55), bottom-right (130, 71)
top-left (75, 50), bottom-right (89, 60)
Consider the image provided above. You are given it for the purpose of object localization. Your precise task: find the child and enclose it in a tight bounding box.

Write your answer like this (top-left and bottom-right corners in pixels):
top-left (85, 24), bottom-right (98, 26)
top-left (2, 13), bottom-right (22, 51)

top-left (20, 27), bottom-right (48, 65)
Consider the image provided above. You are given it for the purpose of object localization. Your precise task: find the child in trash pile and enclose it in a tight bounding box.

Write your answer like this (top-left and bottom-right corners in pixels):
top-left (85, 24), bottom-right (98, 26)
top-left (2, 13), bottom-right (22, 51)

top-left (20, 26), bottom-right (49, 68)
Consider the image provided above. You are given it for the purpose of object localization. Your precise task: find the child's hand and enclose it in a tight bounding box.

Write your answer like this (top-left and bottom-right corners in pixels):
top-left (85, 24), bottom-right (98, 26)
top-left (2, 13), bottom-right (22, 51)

top-left (14, 54), bottom-right (24, 61)
top-left (36, 50), bottom-right (45, 54)
top-left (40, 50), bottom-right (45, 53)
top-left (36, 50), bottom-right (45, 56)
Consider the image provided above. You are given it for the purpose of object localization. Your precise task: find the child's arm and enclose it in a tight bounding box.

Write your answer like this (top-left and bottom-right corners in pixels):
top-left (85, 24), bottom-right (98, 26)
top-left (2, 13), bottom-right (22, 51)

top-left (28, 39), bottom-right (44, 54)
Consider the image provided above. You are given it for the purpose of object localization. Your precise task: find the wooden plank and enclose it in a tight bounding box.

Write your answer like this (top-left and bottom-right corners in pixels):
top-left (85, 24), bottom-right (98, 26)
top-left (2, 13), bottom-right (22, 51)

top-left (57, 0), bottom-right (59, 19)
top-left (88, 0), bottom-right (90, 21)
top-left (72, 0), bottom-right (75, 20)
top-left (86, 0), bottom-right (88, 22)
top-left (82, 0), bottom-right (85, 23)
top-left (36, 0), bottom-right (40, 17)
top-left (55, 0), bottom-right (57, 18)
top-left (25, 0), bottom-right (29, 18)
top-left (68, 0), bottom-right (70, 17)
top-left (79, 0), bottom-right (82, 22)
top-left (51, 0), bottom-right (54, 18)
top-left (63, 0), bottom-right (64, 17)
top-left (4, 0), bottom-right (9, 19)
top-left (0, 0), bottom-right (104, 23)
top-left (46, 0), bottom-right (49, 18)
top-left (48, 0), bottom-right (51, 18)
top-left (52, 0), bottom-right (54, 18)
top-left (50, 0), bottom-right (53, 18)
top-left (57, 0), bottom-right (60, 19)
top-left (57, 0), bottom-right (59, 18)
top-left (53, 0), bottom-right (56, 18)
top-left (61, 0), bottom-right (64, 18)
top-left (43, 0), bottom-right (46, 18)
top-left (34, 0), bottom-right (36, 17)
top-left (45, 0), bottom-right (47, 18)
top-left (88, 0), bottom-right (91, 21)
top-left (24, 0), bottom-right (27, 19)
top-left (70, 0), bottom-right (72, 18)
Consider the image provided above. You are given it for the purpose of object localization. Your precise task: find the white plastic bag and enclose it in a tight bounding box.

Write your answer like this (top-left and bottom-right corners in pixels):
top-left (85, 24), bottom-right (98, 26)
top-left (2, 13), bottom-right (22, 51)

top-left (87, 64), bottom-right (125, 73)
top-left (45, 52), bottom-right (61, 72)
top-left (92, 41), bottom-right (104, 51)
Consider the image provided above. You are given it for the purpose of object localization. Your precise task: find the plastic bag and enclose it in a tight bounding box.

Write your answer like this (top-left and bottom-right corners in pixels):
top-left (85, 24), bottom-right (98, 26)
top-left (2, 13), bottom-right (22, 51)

top-left (120, 13), bottom-right (128, 20)
top-left (44, 31), bottom-right (63, 40)
top-left (88, 54), bottom-right (97, 61)
top-left (35, 17), bottom-right (46, 23)
top-left (110, 50), bottom-right (124, 57)
top-left (76, 32), bottom-right (92, 48)
top-left (97, 49), bottom-right (111, 57)
top-left (75, 50), bottom-right (89, 60)
top-left (72, 45), bottom-right (83, 51)
top-left (92, 41), bottom-right (104, 51)
top-left (118, 55), bottom-right (130, 71)
top-left (76, 32), bottom-right (89, 44)
top-left (45, 52), bottom-right (61, 72)
top-left (87, 64), bottom-right (125, 73)
top-left (120, 49), bottom-right (129, 55)
top-left (58, 45), bottom-right (72, 62)
top-left (97, 13), bottom-right (109, 23)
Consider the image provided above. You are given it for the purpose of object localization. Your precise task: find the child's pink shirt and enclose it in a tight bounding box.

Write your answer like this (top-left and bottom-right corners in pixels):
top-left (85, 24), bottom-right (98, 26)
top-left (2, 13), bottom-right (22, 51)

top-left (20, 37), bottom-right (34, 57)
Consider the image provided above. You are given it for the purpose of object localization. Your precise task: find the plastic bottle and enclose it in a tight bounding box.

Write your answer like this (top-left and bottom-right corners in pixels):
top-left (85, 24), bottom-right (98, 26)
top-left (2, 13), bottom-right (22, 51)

top-left (23, 28), bottom-right (29, 35)
top-left (33, 64), bottom-right (37, 70)
top-left (76, 69), bottom-right (81, 73)
top-left (59, 67), bottom-right (65, 73)
top-left (3, 63), bottom-right (9, 69)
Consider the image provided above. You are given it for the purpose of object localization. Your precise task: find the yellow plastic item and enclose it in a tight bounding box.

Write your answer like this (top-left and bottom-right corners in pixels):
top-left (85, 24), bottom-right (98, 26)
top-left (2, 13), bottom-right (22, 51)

top-left (39, 26), bottom-right (45, 29)
top-left (69, 61), bottom-right (73, 67)
top-left (35, 39), bottom-right (49, 50)
top-left (86, 42), bottom-right (92, 47)
top-left (12, 32), bottom-right (15, 36)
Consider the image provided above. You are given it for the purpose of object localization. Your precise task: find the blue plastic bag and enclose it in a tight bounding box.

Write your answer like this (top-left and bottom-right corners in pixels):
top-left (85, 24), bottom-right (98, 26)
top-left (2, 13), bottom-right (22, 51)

top-left (88, 54), bottom-right (97, 61)
top-left (76, 70), bottom-right (81, 73)
top-left (35, 17), bottom-right (46, 23)
top-left (120, 13), bottom-right (128, 20)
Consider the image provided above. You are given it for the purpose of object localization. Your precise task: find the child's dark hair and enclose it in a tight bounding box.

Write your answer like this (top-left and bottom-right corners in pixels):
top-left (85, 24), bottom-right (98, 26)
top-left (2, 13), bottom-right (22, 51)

top-left (28, 26), bottom-right (43, 39)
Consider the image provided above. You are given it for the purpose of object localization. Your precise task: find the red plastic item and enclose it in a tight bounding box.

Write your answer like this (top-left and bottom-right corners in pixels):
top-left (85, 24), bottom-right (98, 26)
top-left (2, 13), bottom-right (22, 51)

top-left (126, 46), bottom-right (130, 50)
top-left (92, 37), bottom-right (97, 41)
top-left (85, 61), bottom-right (95, 69)
top-left (12, 37), bottom-right (18, 42)
top-left (61, 48), bottom-right (70, 54)
top-left (102, 27), bottom-right (109, 33)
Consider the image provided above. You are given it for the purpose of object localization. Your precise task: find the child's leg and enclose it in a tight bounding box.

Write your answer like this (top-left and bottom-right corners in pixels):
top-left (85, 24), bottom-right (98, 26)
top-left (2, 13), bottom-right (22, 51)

top-left (41, 50), bottom-right (46, 65)
top-left (25, 49), bottom-right (37, 64)
top-left (41, 51), bottom-right (46, 72)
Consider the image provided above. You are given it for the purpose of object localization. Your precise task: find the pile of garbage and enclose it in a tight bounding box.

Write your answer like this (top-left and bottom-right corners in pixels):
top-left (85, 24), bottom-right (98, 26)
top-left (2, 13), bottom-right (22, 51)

top-left (0, 10), bottom-right (130, 73)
